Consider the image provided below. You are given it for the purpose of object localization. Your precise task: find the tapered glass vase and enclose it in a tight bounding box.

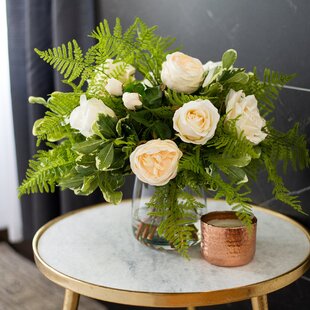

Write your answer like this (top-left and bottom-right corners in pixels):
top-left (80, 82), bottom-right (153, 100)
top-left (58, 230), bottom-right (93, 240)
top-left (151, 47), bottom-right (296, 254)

top-left (131, 177), bottom-right (207, 250)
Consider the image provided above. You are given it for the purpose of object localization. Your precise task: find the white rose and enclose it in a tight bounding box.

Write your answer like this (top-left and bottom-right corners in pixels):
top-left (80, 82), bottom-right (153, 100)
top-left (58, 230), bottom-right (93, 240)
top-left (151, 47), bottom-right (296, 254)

top-left (130, 139), bottom-right (183, 186)
top-left (105, 78), bottom-right (123, 96)
top-left (202, 61), bottom-right (222, 87)
top-left (69, 94), bottom-right (115, 137)
top-left (161, 52), bottom-right (204, 94)
top-left (173, 100), bottom-right (220, 145)
top-left (122, 92), bottom-right (143, 110)
top-left (225, 89), bottom-right (267, 144)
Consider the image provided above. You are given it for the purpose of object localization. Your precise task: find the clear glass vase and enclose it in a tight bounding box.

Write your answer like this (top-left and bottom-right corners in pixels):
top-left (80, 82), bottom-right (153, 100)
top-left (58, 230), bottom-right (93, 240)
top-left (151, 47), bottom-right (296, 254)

top-left (131, 177), bottom-right (207, 250)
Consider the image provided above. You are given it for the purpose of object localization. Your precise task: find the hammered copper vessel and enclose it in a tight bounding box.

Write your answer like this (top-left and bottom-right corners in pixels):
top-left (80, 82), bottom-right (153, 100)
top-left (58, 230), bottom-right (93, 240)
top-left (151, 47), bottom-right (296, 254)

top-left (201, 211), bottom-right (257, 267)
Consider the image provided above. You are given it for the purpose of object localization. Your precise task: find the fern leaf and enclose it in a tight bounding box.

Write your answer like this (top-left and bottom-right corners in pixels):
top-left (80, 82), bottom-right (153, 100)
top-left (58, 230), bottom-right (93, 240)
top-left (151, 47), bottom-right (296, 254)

top-left (207, 173), bottom-right (254, 226)
top-left (47, 92), bottom-right (80, 116)
top-left (261, 123), bottom-right (309, 172)
top-left (35, 40), bottom-right (85, 81)
top-left (262, 155), bottom-right (305, 213)
top-left (32, 113), bottom-right (69, 144)
top-left (90, 20), bottom-right (112, 40)
top-left (18, 142), bottom-right (77, 197)
top-left (165, 89), bottom-right (211, 106)
top-left (242, 68), bottom-right (295, 116)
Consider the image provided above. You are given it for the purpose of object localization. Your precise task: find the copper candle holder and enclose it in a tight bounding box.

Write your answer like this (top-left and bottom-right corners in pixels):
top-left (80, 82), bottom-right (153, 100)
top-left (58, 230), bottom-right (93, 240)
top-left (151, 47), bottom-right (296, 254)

top-left (201, 211), bottom-right (257, 267)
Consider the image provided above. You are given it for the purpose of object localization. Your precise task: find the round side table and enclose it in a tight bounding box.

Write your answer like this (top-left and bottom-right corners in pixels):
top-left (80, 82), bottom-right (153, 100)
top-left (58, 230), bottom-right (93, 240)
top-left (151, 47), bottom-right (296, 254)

top-left (33, 200), bottom-right (310, 310)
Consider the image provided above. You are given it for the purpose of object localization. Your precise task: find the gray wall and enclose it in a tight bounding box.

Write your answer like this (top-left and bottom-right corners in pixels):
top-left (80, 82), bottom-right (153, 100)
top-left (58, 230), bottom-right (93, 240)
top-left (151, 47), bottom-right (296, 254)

top-left (97, 0), bottom-right (310, 226)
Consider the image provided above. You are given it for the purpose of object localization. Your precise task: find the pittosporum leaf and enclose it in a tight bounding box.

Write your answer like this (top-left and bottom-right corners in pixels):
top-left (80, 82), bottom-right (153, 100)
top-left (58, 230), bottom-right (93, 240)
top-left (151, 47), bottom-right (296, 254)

top-left (96, 142), bottom-right (114, 171)
top-left (93, 114), bottom-right (118, 139)
top-left (222, 49), bottom-right (237, 69)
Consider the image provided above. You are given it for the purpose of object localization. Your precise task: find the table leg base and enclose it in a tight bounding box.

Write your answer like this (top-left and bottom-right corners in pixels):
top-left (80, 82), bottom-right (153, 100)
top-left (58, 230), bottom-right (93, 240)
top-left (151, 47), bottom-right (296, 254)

top-left (63, 289), bottom-right (80, 310)
top-left (251, 295), bottom-right (268, 310)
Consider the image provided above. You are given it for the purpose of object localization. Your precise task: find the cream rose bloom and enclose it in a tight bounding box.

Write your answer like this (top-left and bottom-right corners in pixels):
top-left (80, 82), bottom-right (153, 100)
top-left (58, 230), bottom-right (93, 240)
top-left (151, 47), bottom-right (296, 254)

top-left (105, 78), bottom-right (123, 96)
top-left (122, 92), bottom-right (143, 110)
top-left (130, 139), bottom-right (183, 186)
top-left (173, 100), bottom-right (220, 145)
top-left (225, 89), bottom-right (267, 144)
top-left (69, 94), bottom-right (115, 137)
top-left (161, 52), bottom-right (204, 94)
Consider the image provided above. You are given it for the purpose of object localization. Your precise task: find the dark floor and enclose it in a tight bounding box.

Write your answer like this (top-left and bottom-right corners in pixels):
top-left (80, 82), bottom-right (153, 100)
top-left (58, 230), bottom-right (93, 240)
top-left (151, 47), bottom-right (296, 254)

top-left (1, 230), bottom-right (309, 310)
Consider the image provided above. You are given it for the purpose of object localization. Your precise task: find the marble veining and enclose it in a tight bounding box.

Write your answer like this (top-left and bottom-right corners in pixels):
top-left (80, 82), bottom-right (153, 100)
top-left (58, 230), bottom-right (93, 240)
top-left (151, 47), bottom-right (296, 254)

top-left (38, 200), bottom-right (309, 293)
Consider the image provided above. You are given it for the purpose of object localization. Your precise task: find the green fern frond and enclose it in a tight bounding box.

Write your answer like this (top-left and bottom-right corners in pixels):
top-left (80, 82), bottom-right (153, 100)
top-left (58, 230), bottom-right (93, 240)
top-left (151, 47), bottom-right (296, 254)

top-left (262, 123), bottom-right (309, 172)
top-left (89, 19), bottom-right (113, 40)
top-left (165, 89), bottom-right (211, 106)
top-left (179, 154), bottom-right (205, 175)
top-left (18, 141), bottom-right (77, 197)
top-left (31, 92), bottom-right (80, 144)
top-left (87, 38), bottom-right (119, 66)
top-left (32, 112), bottom-right (69, 144)
top-left (206, 172), bottom-right (254, 226)
top-left (178, 152), bottom-right (254, 226)
top-left (87, 18), bottom-right (175, 85)
top-left (242, 68), bottom-right (295, 117)
top-left (207, 117), bottom-right (257, 159)
top-left (144, 106), bottom-right (174, 119)
top-left (113, 18), bottom-right (122, 38)
top-left (262, 155), bottom-right (305, 214)
top-left (47, 92), bottom-right (80, 116)
top-left (35, 40), bottom-right (85, 82)
top-left (123, 18), bottom-right (139, 42)
top-left (146, 181), bottom-right (201, 258)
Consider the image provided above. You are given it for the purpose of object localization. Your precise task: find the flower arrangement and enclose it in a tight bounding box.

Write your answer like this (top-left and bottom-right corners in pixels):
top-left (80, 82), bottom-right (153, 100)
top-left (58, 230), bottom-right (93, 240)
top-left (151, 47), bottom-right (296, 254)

top-left (19, 18), bottom-right (309, 256)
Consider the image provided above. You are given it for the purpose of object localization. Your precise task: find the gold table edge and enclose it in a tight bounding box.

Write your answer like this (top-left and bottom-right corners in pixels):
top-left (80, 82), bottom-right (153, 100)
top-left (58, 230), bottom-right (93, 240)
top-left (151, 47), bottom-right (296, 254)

top-left (32, 199), bottom-right (310, 308)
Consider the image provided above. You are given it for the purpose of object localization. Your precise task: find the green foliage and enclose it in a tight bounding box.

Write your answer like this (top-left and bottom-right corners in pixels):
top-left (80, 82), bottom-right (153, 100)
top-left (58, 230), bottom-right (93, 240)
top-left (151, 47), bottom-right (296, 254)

top-left (165, 89), bottom-right (211, 106)
top-left (32, 113), bottom-right (68, 143)
top-left (146, 180), bottom-right (204, 258)
top-left (258, 124), bottom-right (309, 213)
top-left (96, 142), bottom-right (114, 171)
top-left (206, 117), bottom-right (258, 160)
top-left (261, 123), bottom-right (309, 172)
top-left (262, 155), bottom-right (305, 214)
top-left (178, 151), bottom-right (254, 227)
top-left (18, 141), bottom-right (77, 196)
top-left (242, 68), bottom-right (296, 117)
top-left (35, 40), bottom-right (84, 82)
top-left (20, 18), bottom-right (310, 258)
top-left (93, 114), bottom-right (118, 139)
top-left (222, 49), bottom-right (237, 69)
top-left (34, 18), bottom-right (175, 89)
top-left (98, 172), bottom-right (124, 204)
top-left (72, 139), bottom-right (104, 154)
top-left (31, 92), bottom-right (80, 145)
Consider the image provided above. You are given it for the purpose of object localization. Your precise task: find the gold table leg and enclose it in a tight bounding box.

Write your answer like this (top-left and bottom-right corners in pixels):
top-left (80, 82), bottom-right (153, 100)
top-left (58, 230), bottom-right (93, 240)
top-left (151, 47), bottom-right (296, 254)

top-left (251, 295), bottom-right (268, 310)
top-left (187, 307), bottom-right (196, 310)
top-left (63, 289), bottom-right (80, 310)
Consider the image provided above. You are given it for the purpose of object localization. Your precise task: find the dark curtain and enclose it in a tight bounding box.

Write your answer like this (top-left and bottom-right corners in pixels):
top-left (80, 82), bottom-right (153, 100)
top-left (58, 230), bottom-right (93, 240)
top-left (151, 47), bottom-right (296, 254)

top-left (7, 0), bottom-right (134, 240)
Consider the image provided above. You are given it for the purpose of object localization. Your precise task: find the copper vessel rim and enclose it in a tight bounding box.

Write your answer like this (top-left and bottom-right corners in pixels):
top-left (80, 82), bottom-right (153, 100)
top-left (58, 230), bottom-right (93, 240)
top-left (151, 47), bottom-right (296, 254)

top-left (201, 211), bottom-right (257, 227)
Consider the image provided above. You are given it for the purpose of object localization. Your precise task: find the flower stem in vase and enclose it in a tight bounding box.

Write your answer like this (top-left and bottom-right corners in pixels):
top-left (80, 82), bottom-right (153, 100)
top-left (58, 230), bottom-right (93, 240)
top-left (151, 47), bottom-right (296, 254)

top-left (132, 178), bottom-right (205, 255)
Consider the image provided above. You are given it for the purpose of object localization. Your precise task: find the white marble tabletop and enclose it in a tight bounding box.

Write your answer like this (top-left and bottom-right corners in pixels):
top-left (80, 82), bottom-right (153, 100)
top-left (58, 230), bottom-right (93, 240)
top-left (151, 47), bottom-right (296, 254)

top-left (37, 200), bottom-right (309, 294)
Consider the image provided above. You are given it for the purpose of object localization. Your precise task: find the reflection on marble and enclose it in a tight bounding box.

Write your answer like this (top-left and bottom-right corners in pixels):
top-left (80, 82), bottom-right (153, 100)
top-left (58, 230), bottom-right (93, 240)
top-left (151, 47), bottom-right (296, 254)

top-left (38, 201), bottom-right (309, 293)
